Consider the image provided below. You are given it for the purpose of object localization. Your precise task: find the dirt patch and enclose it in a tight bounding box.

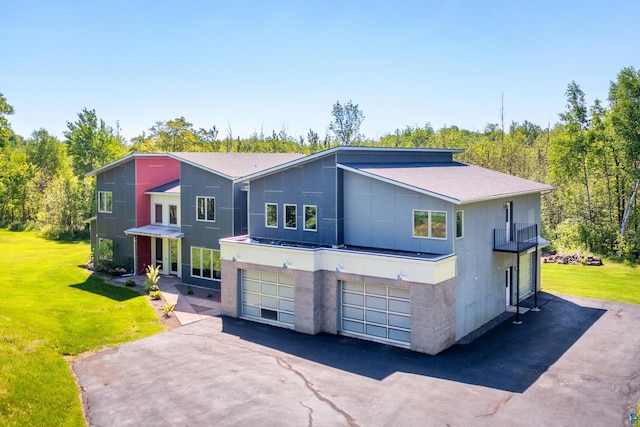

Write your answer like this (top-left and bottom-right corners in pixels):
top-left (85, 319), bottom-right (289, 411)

top-left (148, 295), bottom-right (181, 330)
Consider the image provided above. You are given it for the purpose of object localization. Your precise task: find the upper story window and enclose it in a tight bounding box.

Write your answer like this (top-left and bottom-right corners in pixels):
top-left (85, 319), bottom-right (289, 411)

top-left (413, 210), bottom-right (447, 239)
top-left (304, 205), bottom-right (317, 231)
top-left (266, 203), bottom-right (278, 228)
top-left (197, 196), bottom-right (215, 222)
top-left (284, 204), bottom-right (297, 229)
top-left (154, 204), bottom-right (163, 224)
top-left (456, 210), bottom-right (464, 239)
top-left (169, 205), bottom-right (178, 225)
top-left (98, 191), bottom-right (112, 213)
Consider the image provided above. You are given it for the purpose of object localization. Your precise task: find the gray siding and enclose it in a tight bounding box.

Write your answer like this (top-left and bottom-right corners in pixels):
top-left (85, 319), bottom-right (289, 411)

top-left (343, 171), bottom-right (454, 254)
top-left (453, 192), bottom-right (543, 339)
top-left (179, 163), bottom-right (234, 289)
top-left (336, 150), bottom-right (454, 164)
top-left (96, 159), bottom-right (136, 271)
top-left (249, 154), bottom-right (338, 245)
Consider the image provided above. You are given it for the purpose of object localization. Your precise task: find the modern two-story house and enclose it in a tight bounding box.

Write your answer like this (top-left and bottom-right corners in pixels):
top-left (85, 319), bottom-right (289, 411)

top-left (219, 147), bottom-right (553, 355)
top-left (86, 152), bottom-right (303, 289)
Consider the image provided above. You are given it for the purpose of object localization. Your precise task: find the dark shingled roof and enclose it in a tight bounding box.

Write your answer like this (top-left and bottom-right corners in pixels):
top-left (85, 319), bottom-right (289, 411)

top-left (169, 152), bottom-right (305, 179)
top-left (339, 162), bottom-right (553, 204)
top-left (145, 179), bottom-right (180, 194)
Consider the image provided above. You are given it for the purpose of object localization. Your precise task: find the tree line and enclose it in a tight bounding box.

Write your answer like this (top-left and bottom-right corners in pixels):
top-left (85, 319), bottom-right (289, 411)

top-left (1, 69), bottom-right (639, 260)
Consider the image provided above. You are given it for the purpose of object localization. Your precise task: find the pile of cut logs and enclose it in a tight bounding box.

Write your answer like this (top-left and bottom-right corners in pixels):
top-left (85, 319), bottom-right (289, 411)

top-left (541, 253), bottom-right (603, 266)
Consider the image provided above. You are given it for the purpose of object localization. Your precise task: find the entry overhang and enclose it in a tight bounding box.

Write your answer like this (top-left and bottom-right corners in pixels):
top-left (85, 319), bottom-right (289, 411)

top-left (124, 225), bottom-right (184, 239)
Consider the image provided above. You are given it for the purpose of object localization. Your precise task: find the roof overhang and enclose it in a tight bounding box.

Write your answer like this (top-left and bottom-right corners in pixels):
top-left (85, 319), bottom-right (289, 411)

top-left (124, 225), bottom-right (184, 239)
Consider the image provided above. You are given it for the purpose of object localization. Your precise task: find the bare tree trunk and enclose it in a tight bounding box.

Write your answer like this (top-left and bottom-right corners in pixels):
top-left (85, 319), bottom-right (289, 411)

top-left (582, 157), bottom-right (593, 222)
top-left (621, 178), bottom-right (640, 237)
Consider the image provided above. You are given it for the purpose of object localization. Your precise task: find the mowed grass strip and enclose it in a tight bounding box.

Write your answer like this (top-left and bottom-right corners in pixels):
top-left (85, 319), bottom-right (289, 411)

top-left (541, 261), bottom-right (640, 305)
top-left (0, 230), bottom-right (163, 426)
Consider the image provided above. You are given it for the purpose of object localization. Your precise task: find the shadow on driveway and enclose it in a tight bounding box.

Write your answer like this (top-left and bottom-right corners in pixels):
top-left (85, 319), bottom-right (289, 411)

top-left (221, 292), bottom-right (605, 393)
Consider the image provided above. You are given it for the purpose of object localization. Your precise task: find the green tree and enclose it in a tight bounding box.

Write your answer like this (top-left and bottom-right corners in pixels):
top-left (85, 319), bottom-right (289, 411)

top-left (0, 149), bottom-right (34, 222)
top-left (556, 81), bottom-right (593, 222)
top-left (329, 100), bottom-right (364, 145)
top-left (64, 108), bottom-right (125, 177)
top-left (0, 92), bottom-right (15, 149)
top-left (608, 67), bottom-right (640, 238)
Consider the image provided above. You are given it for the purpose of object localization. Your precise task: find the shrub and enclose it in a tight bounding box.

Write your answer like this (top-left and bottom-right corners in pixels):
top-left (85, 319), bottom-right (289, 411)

top-left (187, 287), bottom-right (194, 295)
top-left (125, 279), bottom-right (136, 287)
top-left (149, 290), bottom-right (162, 300)
top-left (207, 292), bottom-right (213, 299)
top-left (144, 265), bottom-right (161, 293)
top-left (161, 302), bottom-right (175, 316)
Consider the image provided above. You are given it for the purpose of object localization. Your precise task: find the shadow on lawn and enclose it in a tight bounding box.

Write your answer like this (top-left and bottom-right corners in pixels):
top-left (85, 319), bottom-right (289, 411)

top-left (70, 274), bottom-right (143, 302)
top-left (221, 292), bottom-right (605, 393)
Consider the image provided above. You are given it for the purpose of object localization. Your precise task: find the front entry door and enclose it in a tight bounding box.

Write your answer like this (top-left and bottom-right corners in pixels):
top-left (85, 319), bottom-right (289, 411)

top-left (170, 239), bottom-right (178, 275)
top-left (505, 267), bottom-right (512, 307)
top-left (154, 238), bottom-right (163, 271)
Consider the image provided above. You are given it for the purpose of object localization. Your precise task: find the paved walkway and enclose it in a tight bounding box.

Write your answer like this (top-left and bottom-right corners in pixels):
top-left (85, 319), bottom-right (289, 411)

top-left (110, 275), bottom-right (220, 325)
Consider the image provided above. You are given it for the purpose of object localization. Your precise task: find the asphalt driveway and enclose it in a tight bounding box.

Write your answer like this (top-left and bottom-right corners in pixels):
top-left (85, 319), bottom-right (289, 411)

top-left (73, 292), bottom-right (640, 426)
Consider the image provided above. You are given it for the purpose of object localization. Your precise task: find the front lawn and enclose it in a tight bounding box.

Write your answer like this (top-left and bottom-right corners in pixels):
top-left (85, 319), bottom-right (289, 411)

top-left (0, 230), bottom-right (163, 426)
top-left (541, 260), bottom-right (640, 305)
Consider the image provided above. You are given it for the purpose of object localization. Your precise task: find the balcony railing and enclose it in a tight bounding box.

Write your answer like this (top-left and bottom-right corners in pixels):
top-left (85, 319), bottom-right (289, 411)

top-left (493, 223), bottom-right (539, 253)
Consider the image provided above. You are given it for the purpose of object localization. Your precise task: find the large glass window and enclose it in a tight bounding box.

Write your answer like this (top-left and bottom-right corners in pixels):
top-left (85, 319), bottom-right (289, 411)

top-left (98, 238), bottom-right (113, 261)
top-left (98, 191), bottom-right (112, 213)
top-left (196, 197), bottom-right (215, 221)
top-left (266, 203), bottom-right (278, 228)
top-left (456, 210), bottom-right (464, 239)
top-left (191, 247), bottom-right (221, 280)
top-left (284, 204), bottom-right (297, 229)
top-left (154, 204), bottom-right (163, 224)
top-left (304, 205), bottom-right (317, 231)
top-left (169, 205), bottom-right (178, 225)
top-left (413, 210), bottom-right (447, 239)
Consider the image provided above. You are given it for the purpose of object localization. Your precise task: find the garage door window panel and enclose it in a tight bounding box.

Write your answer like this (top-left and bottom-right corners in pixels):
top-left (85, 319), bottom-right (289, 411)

top-left (340, 281), bottom-right (411, 346)
top-left (241, 270), bottom-right (294, 327)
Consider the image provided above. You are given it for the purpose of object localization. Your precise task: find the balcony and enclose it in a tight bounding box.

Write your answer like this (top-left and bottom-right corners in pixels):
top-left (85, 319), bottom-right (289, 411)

top-left (494, 223), bottom-right (539, 253)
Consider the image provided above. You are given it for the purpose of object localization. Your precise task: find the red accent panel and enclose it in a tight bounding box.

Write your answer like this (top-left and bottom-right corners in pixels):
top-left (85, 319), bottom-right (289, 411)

top-left (135, 157), bottom-right (180, 227)
top-left (136, 236), bottom-right (152, 274)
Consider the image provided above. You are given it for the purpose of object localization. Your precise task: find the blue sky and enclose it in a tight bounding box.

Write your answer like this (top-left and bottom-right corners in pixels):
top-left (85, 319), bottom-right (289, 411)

top-left (2, 1), bottom-right (639, 142)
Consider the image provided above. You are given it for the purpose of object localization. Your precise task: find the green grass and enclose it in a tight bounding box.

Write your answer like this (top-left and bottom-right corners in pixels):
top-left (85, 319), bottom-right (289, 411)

top-left (541, 260), bottom-right (640, 305)
top-left (0, 230), bottom-right (163, 426)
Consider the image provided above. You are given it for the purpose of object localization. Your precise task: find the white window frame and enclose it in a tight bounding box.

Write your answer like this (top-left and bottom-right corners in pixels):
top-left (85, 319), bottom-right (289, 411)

top-left (303, 204), bottom-right (317, 232)
top-left (190, 246), bottom-right (221, 281)
top-left (265, 203), bottom-right (278, 228)
top-left (412, 209), bottom-right (447, 240)
top-left (284, 204), bottom-right (297, 230)
top-left (98, 238), bottom-right (113, 261)
top-left (98, 191), bottom-right (112, 213)
top-left (196, 196), bottom-right (216, 222)
top-left (169, 204), bottom-right (178, 225)
top-left (154, 203), bottom-right (163, 224)
top-left (456, 210), bottom-right (464, 239)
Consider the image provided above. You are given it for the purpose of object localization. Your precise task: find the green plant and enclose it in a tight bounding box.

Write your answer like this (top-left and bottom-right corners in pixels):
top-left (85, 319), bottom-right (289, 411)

top-left (161, 302), bottom-right (176, 316)
top-left (149, 290), bottom-right (162, 300)
top-left (144, 264), bottom-right (161, 293)
top-left (187, 286), bottom-right (194, 295)
top-left (125, 279), bottom-right (136, 287)
top-left (207, 292), bottom-right (213, 299)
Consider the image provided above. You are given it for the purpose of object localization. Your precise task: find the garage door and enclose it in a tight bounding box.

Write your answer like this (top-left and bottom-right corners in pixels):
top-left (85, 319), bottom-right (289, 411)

top-left (340, 281), bottom-right (411, 346)
top-left (241, 270), bottom-right (294, 327)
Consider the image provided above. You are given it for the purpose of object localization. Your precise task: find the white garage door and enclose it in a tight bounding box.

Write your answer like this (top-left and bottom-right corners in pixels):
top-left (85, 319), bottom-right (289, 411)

top-left (340, 281), bottom-right (411, 346)
top-left (241, 270), bottom-right (294, 327)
